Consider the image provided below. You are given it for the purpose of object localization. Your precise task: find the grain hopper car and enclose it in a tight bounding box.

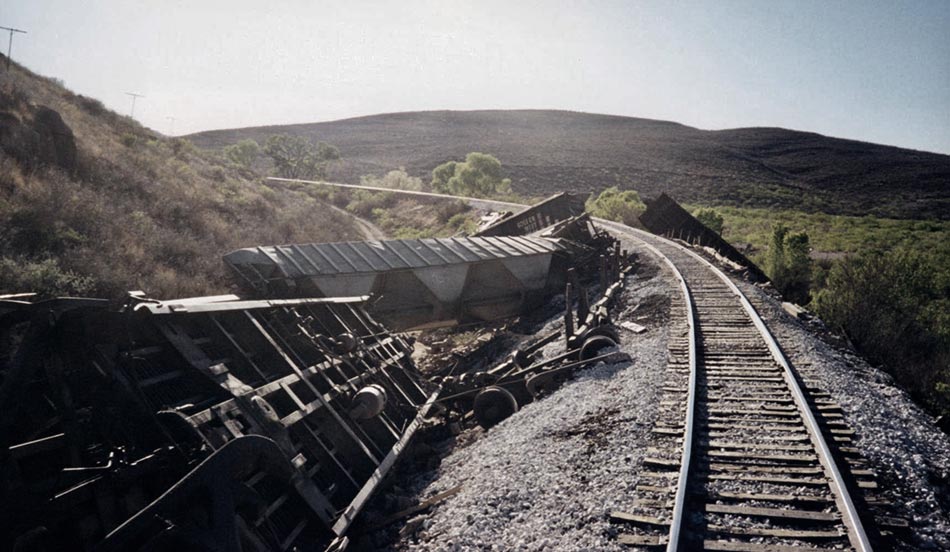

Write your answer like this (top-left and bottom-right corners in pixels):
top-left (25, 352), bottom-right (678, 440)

top-left (224, 236), bottom-right (580, 332)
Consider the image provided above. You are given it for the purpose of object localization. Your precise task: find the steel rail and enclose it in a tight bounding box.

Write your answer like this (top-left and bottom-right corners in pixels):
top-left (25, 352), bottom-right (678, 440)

top-left (599, 219), bottom-right (873, 552)
top-left (629, 237), bottom-right (697, 552)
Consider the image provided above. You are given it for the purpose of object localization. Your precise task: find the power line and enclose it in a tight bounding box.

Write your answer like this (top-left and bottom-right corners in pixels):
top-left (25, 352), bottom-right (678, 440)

top-left (0, 25), bottom-right (27, 69)
top-left (125, 92), bottom-right (145, 119)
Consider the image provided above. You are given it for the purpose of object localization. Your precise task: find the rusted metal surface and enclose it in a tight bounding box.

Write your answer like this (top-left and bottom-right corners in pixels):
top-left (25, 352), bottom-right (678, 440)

top-left (475, 192), bottom-right (587, 237)
top-left (1, 293), bottom-right (435, 551)
top-left (224, 236), bottom-right (574, 331)
top-left (639, 193), bottom-right (768, 282)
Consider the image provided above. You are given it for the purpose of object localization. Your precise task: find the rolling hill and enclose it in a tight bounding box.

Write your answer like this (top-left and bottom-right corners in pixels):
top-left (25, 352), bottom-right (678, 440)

top-left (188, 110), bottom-right (950, 220)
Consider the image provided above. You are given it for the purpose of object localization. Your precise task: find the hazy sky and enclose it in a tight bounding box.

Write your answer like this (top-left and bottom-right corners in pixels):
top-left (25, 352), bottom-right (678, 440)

top-left (6, 0), bottom-right (950, 153)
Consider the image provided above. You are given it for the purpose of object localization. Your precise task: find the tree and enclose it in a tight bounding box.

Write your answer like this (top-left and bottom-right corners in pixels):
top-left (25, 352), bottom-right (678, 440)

top-left (765, 223), bottom-right (811, 304)
top-left (263, 134), bottom-right (340, 179)
top-left (429, 153), bottom-right (511, 197)
top-left (223, 139), bottom-right (260, 168)
top-left (431, 161), bottom-right (457, 193)
top-left (585, 187), bottom-right (646, 226)
top-left (694, 208), bottom-right (724, 235)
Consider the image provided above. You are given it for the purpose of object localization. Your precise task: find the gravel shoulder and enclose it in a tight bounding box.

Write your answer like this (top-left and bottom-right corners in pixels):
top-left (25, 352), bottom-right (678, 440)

top-left (378, 240), bottom-right (674, 551)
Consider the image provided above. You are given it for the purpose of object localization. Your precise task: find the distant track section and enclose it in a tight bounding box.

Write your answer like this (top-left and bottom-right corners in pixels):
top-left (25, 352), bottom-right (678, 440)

top-left (265, 177), bottom-right (525, 211)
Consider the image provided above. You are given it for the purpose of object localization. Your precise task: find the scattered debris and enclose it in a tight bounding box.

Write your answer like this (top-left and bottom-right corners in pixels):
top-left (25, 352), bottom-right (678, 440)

top-left (619, 320), bottom-right (648, 334)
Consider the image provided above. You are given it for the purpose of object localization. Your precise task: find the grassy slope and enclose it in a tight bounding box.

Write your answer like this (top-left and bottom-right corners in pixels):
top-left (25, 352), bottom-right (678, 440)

top-left (0, 62), bottom-right (362, 299)
top-left (188, 109), bottom-right (950, 220)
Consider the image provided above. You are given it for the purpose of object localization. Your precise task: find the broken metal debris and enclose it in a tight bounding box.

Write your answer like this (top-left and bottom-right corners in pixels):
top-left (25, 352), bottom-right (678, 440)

top-left (474, 192), bottom-right (587, 237)
top-left (1, 293), bottom-right (434, 551)
top-left (434, 245), bottom-right (635, 429)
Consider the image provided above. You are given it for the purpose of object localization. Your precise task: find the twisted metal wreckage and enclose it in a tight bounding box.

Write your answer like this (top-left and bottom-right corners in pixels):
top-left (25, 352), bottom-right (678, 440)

top-left (1, 192), bottom-right (737, 551)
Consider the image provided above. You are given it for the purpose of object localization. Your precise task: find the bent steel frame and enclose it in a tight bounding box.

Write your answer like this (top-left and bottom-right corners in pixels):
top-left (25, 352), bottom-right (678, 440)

top-left (1, 293), bottom-right (435, 551)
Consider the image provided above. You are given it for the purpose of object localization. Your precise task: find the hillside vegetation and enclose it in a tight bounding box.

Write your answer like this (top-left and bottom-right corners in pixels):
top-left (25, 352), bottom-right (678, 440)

top-left (700, 205), bottom-right (950, 261)
top-left (188, 109), bottom-right (950, 220)
top-left (0, 62), bottom-right (361, 299)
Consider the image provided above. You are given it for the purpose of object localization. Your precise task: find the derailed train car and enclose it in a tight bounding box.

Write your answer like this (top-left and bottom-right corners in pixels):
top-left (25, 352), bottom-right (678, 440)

top-left (474, 192), bottom-right (587, 237)
top-left (224, 236), bottom-right (580, 332)
top-left (0, 194), bottom-right (622, 551)
top-left (0, 293), bottom-right (435, 551)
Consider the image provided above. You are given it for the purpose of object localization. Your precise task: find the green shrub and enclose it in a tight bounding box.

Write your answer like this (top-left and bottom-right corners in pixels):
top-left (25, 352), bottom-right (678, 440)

top-left (0, 257), bottom-right (95, 297)
top-left (120, 133), bottom-right (139, 148)
top-left (430, 153), bottom-right (511, 197)
top-left (362, 168), bottom-right (424, 191)
top-left (346, 189), bottom-right (396, 217)
top-left (694, 207), bottom-right (725, 235)
top-left (813, 247), bottom-right (949, 415)
top-left (223, 139), bottom-right (260, 168)
top-left (765, 224), bottom-right (811, 304)
top-left (585, 186), bottom-right (645, 226)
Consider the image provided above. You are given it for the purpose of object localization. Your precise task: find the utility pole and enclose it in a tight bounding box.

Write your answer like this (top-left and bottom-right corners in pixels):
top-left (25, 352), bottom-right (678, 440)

top-left (166, 116), bottom-right (176, 136)
top-left (0, 25), bottom-right (27, 69)
top-left (125, 92), bottom-right (144, 119)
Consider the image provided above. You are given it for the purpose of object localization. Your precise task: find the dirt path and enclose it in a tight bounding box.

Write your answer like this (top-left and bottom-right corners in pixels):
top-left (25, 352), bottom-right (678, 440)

top-left (326, 202), bottom-right (387, 240)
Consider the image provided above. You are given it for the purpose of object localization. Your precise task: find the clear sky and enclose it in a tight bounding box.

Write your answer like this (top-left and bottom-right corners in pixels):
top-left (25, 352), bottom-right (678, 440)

top-left (6, 0), bottom-right (950, 153)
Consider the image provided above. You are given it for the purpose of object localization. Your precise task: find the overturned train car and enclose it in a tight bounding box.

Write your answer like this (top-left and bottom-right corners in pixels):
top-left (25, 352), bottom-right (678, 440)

top-left (474, 192), bottom-right (587, 237)
top-left (0, 294), bottom-right (435, 551)
top-left (224, 236), bottom-right (577, 332)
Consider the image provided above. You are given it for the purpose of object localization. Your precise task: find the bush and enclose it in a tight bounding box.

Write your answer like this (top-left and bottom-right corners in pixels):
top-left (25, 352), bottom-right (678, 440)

top-left (694, 208), bottom-right (724, 234)
top-left (224, 139), bottom-right (260, 168)
top-left (435, 200), bottom-right (471, 224)
top-left (0, 257), bottom-right (95, 297)
top-left (77, 95), bottom-right (106, 116)
top-left (346, 189), bottom-right (397, 217)
top-left (263, 134), bottom-right (339, 180)
top-left (813, 247), bottom-right (949, 415)
top-left (585, 186), bottom-right (645, 226)
top-left (765, 224), bottom-right (811, 304)
top-left (361, 168), bottom-right (424, 191)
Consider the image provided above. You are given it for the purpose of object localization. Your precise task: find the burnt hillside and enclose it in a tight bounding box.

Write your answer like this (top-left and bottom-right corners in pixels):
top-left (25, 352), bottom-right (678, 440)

top-left (188, 110), bottom-right (950, 220)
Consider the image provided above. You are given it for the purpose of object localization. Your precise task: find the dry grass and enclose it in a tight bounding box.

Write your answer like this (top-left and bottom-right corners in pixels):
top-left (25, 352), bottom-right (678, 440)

top-left (0, 62), bottom-right (361, 299)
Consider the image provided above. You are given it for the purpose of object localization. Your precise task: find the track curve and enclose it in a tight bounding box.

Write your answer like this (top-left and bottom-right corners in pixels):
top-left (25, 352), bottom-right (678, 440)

top-left (598, 220), bottom-right (874, 551)
top-left (268, 179), bottom-right (880, 550)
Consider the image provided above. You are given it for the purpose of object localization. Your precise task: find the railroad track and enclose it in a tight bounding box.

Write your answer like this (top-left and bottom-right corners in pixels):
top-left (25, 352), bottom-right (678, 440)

top-left (269, 180), bottom-right (893, 550)
top-left (599, 220), bottom-right (884, 552)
